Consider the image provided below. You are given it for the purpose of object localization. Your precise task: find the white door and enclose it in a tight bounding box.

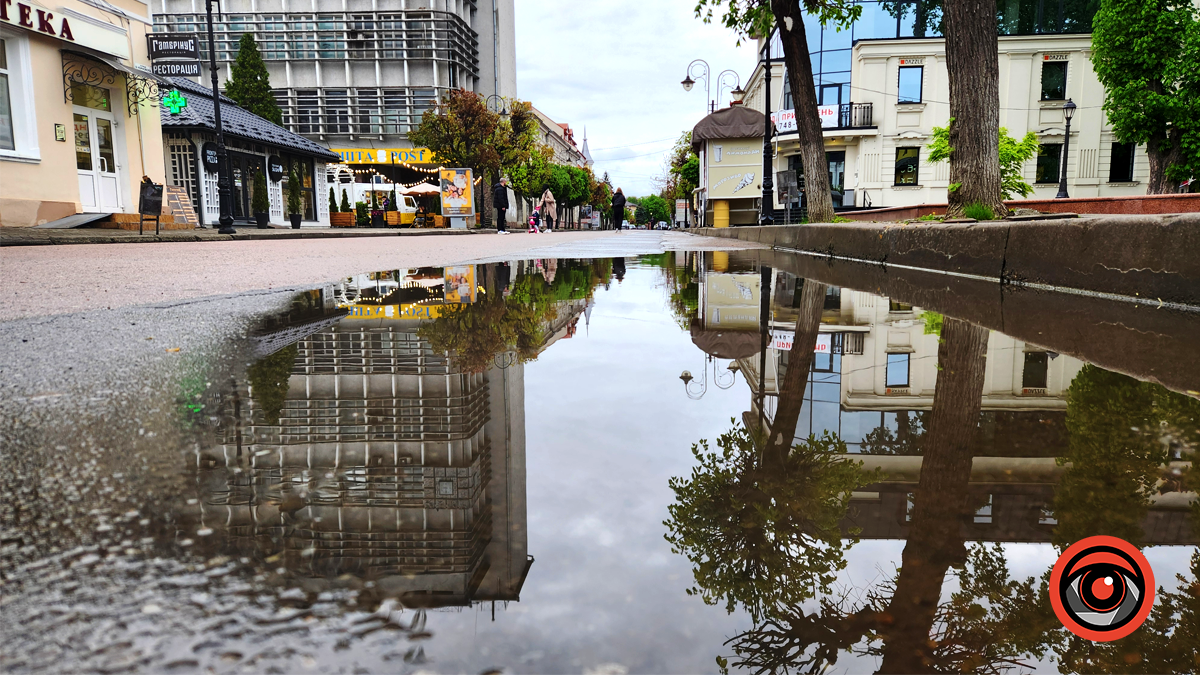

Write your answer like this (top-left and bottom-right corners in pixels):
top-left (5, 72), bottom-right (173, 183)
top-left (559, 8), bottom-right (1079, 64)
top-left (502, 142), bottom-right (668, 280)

top-left (74, 108), bottom-right (121, 212)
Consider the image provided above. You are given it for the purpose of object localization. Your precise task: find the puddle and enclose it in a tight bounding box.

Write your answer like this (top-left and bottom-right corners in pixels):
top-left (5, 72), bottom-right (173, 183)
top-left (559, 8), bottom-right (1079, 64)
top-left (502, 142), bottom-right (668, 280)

top-left (1, 249), bottom-right (1196, 674)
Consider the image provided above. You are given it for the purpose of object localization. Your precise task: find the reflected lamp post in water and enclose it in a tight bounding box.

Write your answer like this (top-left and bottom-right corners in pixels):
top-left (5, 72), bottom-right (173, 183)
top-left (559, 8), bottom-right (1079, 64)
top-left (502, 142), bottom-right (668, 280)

top-left (1056, 98), bottom-right (1076, 199)
top-left (680, 356), bottom-right (741, 400)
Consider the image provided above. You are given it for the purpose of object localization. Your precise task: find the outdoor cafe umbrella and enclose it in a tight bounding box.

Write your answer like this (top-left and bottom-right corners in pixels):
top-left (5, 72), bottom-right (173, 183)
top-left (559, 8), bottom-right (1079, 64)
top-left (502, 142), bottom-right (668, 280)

top-left (404, 182), bottom-right (440, 195)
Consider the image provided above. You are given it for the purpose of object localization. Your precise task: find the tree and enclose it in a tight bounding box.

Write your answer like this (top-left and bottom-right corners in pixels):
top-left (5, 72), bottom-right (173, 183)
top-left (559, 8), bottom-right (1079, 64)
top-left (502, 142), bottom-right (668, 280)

top-left (252, 170), bottom-right (270, 215)
top-left (247, 344), bottom-right (297, 425)
top-left (928, 122), bottom-right (1040, 200)
top-left (286, 166), bottom-right (303, 216)
top-left (1092, 0), bottom-right (1200, 193)
top-left (408, 90), bottom-right (540, 224)
top-left (638, 194), bottom-right (672, 224)
top-left (339, 188), bottom-right (352, 214)
top-left (694, 1), bottom-right (861, 224)
top-left (509, 145), bottom-right (554, 203)
top-left (224, 34), bottom-right (283, 125)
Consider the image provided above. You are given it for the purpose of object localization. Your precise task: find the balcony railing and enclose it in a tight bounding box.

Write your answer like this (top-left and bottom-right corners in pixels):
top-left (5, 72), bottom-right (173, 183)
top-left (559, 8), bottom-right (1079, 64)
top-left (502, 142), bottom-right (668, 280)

top-left (837, 102), bottom-right (874, 129)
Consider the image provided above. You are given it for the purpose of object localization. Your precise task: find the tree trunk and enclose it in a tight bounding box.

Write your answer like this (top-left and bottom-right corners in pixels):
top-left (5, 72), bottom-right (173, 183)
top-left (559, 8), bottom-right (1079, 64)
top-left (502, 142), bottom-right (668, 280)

top-left (765, 279), bottom-right (827, 470)
top-left (771, 0), bottom-right (836, 224)
top-left (943, 0), bottom-right (1008, 218)
top-left (876, 317), bottom-right (989, 674)
top-left (1146, 128), bottom-right (1184, 194)
top-left (482, 172), bottom-right (495, 227)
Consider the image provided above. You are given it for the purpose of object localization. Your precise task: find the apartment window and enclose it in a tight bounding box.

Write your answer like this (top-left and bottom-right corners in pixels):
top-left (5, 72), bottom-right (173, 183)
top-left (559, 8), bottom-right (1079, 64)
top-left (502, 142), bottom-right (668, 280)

top-left (974, 494), bottom-right (993, 524)
top-left (1109, 142), bottom-right (1135, 182)
top-left (898, 65), bottom-right (923, 103)
top-left (895, 147), bottom-right (919, 185)
top-left (889, 299), bottom-right (913, 312)
top-left (296, 90), bottom-right (319, 134)
top-left (0, 38), bottom-right (14, 151)
top-left (1036, 143), bottom-right (1062, 183)
top-left (886, 353), bottom-right (910, 388)
top-left (1041, 61), bottom-right (1067, 100)
top-left (1022, 352), bottom-right (1049, 389)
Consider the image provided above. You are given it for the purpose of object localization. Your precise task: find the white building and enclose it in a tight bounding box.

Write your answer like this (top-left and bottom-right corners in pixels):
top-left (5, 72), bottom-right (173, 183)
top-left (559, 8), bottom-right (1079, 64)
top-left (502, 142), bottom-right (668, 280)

top-left (740, 1), bottom-right (1153, 212)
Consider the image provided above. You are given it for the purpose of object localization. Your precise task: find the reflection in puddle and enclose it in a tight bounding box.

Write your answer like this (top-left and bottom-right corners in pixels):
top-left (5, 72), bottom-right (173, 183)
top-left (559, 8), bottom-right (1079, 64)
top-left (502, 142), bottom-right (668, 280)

top-left (2, 251), bottom-right (1196, 673)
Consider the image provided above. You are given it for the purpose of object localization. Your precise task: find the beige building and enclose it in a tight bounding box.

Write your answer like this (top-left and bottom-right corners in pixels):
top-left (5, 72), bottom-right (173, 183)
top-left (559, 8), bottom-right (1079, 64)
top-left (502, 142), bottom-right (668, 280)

top-left (1, 0), bottom-right (166, 227)
top-left (738, 2), bottom-right (1155, 213)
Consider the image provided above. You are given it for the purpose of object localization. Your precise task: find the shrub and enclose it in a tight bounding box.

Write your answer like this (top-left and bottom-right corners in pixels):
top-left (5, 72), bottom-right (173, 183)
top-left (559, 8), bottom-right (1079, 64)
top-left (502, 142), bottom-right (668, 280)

top-left (286, 166), bottom-right (303, 216)
top-left (340, 189), bottom-right (351, 213)
top-left (387, 188), bottom-right (398, 211)
top-left (928, 120), bottom-right (1039, 200)
top-left (252, 170), bottom-right (271, 214)
top-left (963, 202), bottom-right (996, 221)
top-left (328, 186), bottom-right (338, 213)
top-left (355, 201), bottom-right (369, 226)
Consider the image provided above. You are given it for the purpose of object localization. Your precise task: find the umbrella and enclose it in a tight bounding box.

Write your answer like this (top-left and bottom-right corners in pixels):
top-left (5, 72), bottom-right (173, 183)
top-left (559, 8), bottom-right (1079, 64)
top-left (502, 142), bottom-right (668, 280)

top-left (405, 183), bottom-right (440, 195)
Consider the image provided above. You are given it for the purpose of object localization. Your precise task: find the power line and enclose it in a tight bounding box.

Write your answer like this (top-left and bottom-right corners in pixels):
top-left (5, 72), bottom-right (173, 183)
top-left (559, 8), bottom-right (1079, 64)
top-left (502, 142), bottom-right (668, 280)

top-left (590, 136), bottom-right (681, 151)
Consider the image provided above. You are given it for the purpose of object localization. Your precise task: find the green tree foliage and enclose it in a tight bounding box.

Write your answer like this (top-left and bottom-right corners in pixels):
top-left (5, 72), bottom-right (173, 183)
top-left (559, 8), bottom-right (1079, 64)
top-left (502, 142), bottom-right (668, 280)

top-left (659, 131), bottom-right (700, 200)
top-left (1054, 364), bottom-right (1200, 547)
top-left (286, 166), bottom-right (302, 216)
top-left (508, 146), bottom-right (553, 200)
top-left (339, 188), bottom-right (351, 213)
top-left (1092, 0), bottom-right (1200, 192)
top-left (224, 33), bottom-right (283, 125)
top-left (327, 186), bottom-right (338, 214)
top-left (664, 424), bottom-right (877, 621)
top-left (408, 89), bottom-right (540, 185)
top-left (252, 171), bottom-right (270, 214)
top-left (928, 121), bottom-right (1040, 199)
top-left (247, 344), bottom-right (297, 425)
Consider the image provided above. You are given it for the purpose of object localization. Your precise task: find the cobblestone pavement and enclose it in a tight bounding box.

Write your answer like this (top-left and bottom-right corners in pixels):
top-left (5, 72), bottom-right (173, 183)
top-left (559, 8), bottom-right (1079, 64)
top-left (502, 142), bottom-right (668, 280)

top-left (0, 225), bottom-right (497, 247)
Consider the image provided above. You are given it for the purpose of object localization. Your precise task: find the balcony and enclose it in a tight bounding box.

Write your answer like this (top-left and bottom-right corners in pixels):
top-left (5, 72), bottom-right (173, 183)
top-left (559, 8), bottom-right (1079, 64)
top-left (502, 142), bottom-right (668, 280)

top-left (837, 102), bottom-right (874, 129)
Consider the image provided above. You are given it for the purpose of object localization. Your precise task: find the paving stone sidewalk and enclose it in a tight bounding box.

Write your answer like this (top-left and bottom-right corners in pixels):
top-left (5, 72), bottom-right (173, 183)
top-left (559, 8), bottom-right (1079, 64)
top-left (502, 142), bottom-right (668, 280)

top-left (0, 226), bottom-right (504, 246)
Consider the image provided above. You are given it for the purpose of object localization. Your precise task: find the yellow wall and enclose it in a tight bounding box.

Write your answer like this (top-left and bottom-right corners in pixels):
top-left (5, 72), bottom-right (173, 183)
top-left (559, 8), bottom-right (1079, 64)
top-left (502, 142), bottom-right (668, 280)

top-left (0, 0), bottom-right (164, 227)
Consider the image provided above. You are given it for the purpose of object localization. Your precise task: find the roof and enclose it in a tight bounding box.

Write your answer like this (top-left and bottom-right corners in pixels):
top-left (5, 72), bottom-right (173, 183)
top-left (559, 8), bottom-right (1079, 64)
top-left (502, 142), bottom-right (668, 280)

top-left (692, 105), bottom-right (766, 151)
top-left (160, 77), bottom-right (339, 162)
top-left (690, 325), bottom-right (762, 359)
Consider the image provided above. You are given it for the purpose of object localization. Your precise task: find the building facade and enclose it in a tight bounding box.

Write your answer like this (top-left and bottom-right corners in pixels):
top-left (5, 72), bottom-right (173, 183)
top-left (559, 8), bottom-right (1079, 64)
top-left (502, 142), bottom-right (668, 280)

top-left (151, 0), bottom-right (516, 156)
top-left (1, 0), bottom-right (166, 227)
top-left (739, 0), bottom-right (1157, 212)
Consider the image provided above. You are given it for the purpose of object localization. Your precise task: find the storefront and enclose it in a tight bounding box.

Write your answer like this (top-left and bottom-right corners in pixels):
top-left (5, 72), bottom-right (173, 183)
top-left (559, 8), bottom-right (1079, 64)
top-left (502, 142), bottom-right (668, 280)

top-left (692, 106), bottom-right (766, 228)
top-left (160, 77), bottom-right (339, 226)
top-left (1, 0), bottom-right (166, 227)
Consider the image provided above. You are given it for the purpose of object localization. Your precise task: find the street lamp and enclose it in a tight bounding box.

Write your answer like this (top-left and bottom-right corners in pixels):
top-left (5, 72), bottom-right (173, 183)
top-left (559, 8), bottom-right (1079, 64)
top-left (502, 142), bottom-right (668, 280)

top-left (679, 356), bottom-right (740, 400)
top-left (681, 59), bottom-right (712, 113)
top-left (204, 0), bottom-right (235, 234)
top-left (1056, 98), bottom-right (1076, 199)
top-left (716, 69), bottom-right (742, 109)
top-left (486, 94), bottom-right (508, 117)
top-left (760, 26), bottom-right (776, 225)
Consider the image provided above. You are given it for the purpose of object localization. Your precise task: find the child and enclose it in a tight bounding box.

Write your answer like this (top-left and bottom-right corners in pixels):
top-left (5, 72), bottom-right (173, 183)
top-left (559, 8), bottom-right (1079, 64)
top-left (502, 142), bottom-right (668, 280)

top-left (528, 209), bottom-right (541, 233)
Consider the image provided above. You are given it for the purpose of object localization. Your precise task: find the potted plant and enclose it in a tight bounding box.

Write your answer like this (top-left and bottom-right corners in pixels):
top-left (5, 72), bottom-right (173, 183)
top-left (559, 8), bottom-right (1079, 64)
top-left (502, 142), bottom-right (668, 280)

top-left (385, 188), bottom-right (402, 227)
top-left (355, 201), bottom-right (369, 227)
top-left (330, 187), bottom-right (354, 227)
top-left (286, 166), bottom-right (303, 229)
top-left (369, 190), bottom-right (385, 227)
top-left (252, 170), bottom-right (271, 228)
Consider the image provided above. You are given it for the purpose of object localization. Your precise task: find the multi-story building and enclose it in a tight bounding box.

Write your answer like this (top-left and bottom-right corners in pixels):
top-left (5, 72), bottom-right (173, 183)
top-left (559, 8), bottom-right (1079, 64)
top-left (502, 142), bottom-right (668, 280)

top-left (738, 0), bottom-right (1157, 212)
top-left (1, 0), bottom-right (166, 227)
top-left (151, 0), bottom-right (516, 151)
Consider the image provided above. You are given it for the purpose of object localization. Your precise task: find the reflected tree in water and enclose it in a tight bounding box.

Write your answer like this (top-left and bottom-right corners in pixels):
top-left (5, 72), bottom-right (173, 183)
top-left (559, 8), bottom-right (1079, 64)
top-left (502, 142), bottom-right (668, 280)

top-left (246, 344), bottom-right (298, 425)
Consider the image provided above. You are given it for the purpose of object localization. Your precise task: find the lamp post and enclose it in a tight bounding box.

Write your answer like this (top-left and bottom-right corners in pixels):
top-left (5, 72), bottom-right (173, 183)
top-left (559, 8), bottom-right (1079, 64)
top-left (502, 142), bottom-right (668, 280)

top-left (1056, 98), bottom-right (1076, 199)
top-left (486, 94), bottom-right (508, 117)
top-left (760, 27), bottom-right (776, 225)
top-left (716, 69), bottom-right (742, 109)
top-left (681, 59), bottom-right (712, 113)
top-left (204, 0), bottom-right (235, 234)
top-left (679, 356), bottom-right (740, 400)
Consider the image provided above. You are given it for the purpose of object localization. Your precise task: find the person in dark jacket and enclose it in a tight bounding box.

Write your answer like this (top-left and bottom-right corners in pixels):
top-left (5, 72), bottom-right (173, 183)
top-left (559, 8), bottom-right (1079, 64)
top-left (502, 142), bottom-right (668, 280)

top-left (610, 188), bottom-right (626, 231)
top-left (493, 178), bottom-right (510, 234)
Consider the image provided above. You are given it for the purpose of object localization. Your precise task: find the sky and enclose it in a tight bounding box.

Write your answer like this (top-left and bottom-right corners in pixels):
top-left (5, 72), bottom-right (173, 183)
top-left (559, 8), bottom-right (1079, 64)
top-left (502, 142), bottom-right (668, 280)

top-left (514, 0), bottom-right (760, 197)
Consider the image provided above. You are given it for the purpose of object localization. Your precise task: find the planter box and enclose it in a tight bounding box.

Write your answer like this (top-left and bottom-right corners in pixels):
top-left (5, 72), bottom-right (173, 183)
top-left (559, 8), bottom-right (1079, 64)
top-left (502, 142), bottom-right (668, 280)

top-left (385, 211), bottom-right (402, 227)
top-left (330, 212), bottom-right (355, 227)
top-left (434, 215), bottom-right (446, 228)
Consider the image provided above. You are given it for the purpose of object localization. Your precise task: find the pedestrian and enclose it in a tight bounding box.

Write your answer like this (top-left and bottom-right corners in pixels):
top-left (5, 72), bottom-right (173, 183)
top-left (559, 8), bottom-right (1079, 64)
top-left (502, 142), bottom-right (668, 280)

top-left (538, 188), bottom-right (557, 232)
top-left (611, 188), bottom-right (626, 231)
top-left (493, 177), bottom-right (510, 234)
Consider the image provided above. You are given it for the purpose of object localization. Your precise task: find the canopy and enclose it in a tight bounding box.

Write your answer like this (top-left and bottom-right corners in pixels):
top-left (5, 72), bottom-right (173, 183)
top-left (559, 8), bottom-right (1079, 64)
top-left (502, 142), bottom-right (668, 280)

top-left (690, 325), bottom-right (762, 360)
top-left (691, 105), bottom-right (767, 152)
top-left (404, 183), bottom-right (440, 195)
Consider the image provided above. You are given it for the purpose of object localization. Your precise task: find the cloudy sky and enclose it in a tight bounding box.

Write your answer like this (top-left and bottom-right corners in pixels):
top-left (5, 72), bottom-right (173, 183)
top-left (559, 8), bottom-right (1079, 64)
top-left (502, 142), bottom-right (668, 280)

top-left (514, 0), bottom-right (759, 197)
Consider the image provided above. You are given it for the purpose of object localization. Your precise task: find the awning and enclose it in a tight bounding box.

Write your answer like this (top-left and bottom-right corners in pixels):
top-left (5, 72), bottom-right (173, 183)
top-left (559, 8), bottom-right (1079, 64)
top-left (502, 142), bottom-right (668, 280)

top-left (63, 48), bottom-right (166, 84)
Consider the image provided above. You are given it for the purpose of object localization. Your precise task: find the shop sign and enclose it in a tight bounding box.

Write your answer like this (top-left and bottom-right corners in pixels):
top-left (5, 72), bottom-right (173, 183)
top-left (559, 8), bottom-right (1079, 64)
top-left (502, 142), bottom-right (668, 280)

top-left (267, 155), bottom-right (284, 181)
top-left (1, 1), bottom-right (75, 42)
top-left (2, 0), bottom-right (132, 59)
top-left (771, 105), bottom-right (838, 133)
top-left (1043, 53), bottom-right (1069, 61)
top-left (147, 33), bottom-right (200, 60)
top-left (342, 304), bottom-right (447, 320)
top-left (201, 142), bottom-right (219, 170)
top-left (152, 61), bottom-right (200, 76)
top-left (675, 198), bottom-right (687, 223)
top-left (770, 330), bottom-right (832, 352)
top-left (332, 147), bottom-right (434, 164)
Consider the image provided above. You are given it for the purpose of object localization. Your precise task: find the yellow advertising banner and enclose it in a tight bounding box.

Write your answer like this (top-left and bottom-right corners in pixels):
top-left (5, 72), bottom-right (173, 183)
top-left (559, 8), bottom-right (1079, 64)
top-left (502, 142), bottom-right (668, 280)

top-left (439, 168), bottom-right (474, 216)
top-left (332, 148), bottom-right (435, 165)
top-left (342, 304), bottom-right (448, 320)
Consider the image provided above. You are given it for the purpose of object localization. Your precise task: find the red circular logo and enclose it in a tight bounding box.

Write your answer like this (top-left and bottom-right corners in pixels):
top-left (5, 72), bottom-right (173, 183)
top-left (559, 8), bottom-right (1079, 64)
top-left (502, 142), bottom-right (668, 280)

top-left (1049, 535), bottom-right (1155, 641)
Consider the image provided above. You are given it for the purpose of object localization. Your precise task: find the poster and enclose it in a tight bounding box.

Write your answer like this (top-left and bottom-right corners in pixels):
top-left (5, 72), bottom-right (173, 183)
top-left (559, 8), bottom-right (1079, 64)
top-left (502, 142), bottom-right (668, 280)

top-left (443, 266), bottom-right (477, 304)
top-left (770, 330), bottom-right (833, 352)
top-left (439, 168), bottom-right (474, 216)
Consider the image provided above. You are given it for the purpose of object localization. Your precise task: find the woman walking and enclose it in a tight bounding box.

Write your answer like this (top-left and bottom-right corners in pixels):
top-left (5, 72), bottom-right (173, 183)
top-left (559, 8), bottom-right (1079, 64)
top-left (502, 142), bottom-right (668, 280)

top-left (538, 188), bottom-right (557, 232)
top-left (610, 188), bottom-right (626, 231)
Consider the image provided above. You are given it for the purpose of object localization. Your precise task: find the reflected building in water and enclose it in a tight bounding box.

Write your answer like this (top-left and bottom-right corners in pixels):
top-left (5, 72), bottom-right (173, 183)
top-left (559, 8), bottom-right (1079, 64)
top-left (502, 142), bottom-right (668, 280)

top-left (188, 262), bottom-right (592, 607)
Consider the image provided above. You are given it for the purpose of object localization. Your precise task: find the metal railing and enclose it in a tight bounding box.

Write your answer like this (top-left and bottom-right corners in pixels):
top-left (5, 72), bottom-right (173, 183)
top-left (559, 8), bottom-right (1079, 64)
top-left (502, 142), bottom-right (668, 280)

top-left (837, 102), bottom-right (874, 129)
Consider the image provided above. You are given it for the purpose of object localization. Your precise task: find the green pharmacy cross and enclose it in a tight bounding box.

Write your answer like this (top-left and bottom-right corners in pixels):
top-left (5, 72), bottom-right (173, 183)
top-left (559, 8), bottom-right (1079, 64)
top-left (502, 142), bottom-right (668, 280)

top-left (163, 90), bottom-right (187, 115)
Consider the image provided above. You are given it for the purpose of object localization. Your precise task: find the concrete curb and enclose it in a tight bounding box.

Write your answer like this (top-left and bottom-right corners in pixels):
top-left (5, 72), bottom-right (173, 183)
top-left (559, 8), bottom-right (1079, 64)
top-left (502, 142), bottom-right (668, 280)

top-left (694, 213), bottom-right (1200, 306)
top-left (0, 227), bottom-right (502, 247)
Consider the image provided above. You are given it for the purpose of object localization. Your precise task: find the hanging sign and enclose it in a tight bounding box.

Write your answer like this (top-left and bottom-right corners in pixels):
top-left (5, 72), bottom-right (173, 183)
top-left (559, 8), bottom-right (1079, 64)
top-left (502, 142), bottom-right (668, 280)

top-left (267, 156), bottom-right (285, 181)
top-left (201, 142), bottom-right (219, 170)
top-left (147, 34), bottom-right (200, 60)
top-left (152, 61), bottom-right (201, 77)
top-left (161, 89), bottom-right (187, 114)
